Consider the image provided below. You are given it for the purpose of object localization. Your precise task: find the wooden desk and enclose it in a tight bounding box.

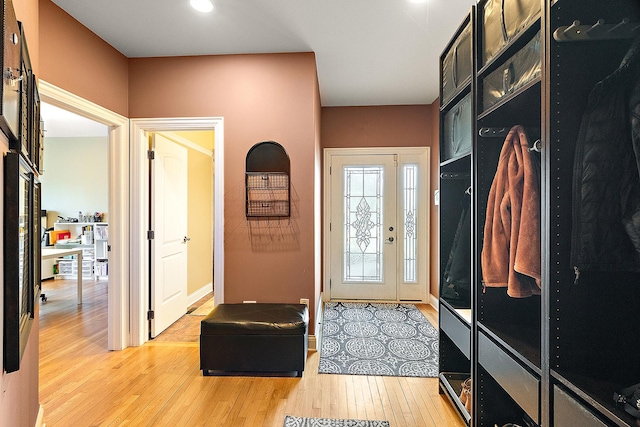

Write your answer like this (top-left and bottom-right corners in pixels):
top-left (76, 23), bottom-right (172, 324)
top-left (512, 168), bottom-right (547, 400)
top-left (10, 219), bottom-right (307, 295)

top-left (41, 248), bottom-right (84, 305)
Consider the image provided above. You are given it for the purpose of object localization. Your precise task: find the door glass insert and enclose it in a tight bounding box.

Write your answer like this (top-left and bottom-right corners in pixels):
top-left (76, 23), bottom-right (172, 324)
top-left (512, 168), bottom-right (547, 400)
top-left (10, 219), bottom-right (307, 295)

top-left (403, 164), bottom-right (418, 283)
top-left (343, 166), bottom-right (384, 282)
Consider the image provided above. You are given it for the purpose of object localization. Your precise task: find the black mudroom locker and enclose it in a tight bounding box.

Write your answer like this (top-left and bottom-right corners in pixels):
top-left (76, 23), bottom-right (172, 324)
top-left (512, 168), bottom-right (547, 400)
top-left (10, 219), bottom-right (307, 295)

top-left (438, 0), bottom-right (640, 426)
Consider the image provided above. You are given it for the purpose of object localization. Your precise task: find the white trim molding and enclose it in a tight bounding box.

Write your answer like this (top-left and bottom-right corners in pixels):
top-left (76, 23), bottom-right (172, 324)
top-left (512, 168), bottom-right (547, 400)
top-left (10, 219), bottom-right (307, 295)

top-left (157, 131), bottom-right (214, 157)
top-left (429, 293), bottom-right (439, 311)
top-left (187, 284), bottom-right (214, 308)
top-left (129, 117), bottom-right (224, 346)
top-left (39, 80), bottom-right (130, 350)
top-left (35, 405), bottom-right (45, 427)
top-left (308, 335), bottom-right (317, 351)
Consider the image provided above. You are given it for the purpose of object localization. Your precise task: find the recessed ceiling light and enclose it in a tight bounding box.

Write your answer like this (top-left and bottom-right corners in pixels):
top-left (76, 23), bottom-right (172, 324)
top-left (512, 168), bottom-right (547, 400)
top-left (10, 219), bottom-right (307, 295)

top-left (190, 0), bottom-right (214, 13)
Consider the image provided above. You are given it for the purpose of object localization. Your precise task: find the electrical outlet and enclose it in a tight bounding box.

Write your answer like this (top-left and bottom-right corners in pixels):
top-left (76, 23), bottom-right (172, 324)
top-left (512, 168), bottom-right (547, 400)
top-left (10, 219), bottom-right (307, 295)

top-left (300, 298), bottom-right (309, 307)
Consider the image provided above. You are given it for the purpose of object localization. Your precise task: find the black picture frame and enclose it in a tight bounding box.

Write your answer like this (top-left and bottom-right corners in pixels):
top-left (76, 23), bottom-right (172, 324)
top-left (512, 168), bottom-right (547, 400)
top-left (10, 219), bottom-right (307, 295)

top-left (3, 151), bottom-right (35, 373)
top-left (0, 0), bottom-right (22, 144)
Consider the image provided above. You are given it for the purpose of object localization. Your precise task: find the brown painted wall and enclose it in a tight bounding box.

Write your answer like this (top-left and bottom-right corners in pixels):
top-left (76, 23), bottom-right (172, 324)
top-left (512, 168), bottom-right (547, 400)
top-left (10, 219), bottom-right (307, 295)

top-left (14, 0), bottom-right (39, 74)
top-left (129, 53), bottom-right (320, 332)
top-left (322, 105), bottom-right (431, 148)
top-left (38, 0), bottom-right (129, 116)
top-left (320, 104), bottom-right (441, 299)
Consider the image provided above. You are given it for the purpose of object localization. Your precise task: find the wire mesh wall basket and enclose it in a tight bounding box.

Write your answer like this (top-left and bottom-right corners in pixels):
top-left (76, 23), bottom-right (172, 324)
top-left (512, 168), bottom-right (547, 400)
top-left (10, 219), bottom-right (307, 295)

top-left (245, 141), bottom-right (290, 217)
top-left (246, 172), bottom-right (290, 216)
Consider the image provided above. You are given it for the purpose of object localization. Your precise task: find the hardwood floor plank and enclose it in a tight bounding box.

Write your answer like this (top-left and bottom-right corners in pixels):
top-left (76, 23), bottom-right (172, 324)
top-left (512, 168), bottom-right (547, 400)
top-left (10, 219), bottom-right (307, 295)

top-left (40, 280), bottom-right (464, 426)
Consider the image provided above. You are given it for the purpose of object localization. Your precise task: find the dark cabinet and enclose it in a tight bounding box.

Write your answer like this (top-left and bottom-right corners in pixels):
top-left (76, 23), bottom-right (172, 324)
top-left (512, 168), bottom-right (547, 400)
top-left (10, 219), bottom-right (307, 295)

top-left (438, 9), bottom-right (474, 426)
top-left (438, 0), bottom-right (640, 425)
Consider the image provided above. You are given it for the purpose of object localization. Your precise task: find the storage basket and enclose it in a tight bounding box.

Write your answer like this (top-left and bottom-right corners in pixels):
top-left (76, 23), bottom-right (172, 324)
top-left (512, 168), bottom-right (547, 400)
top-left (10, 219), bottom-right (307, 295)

top-left (442, 21), bottom-right (473, 105)
top-left (442, 93), bottom-right (473, 162)
top-left (482, 31), bottom-right (541, 111)
top-left (481, 0), bottom-right (540, 66)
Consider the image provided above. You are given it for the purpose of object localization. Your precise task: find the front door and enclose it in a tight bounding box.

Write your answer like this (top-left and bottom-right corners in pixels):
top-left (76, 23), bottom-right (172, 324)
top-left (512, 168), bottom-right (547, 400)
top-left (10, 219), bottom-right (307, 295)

top-left (326, 148), bottom-right (429, 302)
top-left (150, 133), bottom-right (189, 337)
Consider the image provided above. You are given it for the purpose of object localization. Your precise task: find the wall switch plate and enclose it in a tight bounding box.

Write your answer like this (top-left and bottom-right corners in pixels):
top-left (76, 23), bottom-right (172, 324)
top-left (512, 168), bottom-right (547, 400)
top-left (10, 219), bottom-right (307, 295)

top-left (300, 298), bottom-right (309, 307)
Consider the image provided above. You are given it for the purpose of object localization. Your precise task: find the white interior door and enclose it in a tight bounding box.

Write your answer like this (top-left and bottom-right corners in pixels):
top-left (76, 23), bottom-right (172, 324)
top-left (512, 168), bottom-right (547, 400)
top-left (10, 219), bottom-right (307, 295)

top-left (150, 133), bottom-right (189, 337)
top-left (326, 148), bottom-right (429, 302)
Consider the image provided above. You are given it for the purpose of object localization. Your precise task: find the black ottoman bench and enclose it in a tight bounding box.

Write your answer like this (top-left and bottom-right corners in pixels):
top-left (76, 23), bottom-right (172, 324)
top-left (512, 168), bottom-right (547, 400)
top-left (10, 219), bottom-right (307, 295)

top-left (200, 303), bottom-right (309, 377)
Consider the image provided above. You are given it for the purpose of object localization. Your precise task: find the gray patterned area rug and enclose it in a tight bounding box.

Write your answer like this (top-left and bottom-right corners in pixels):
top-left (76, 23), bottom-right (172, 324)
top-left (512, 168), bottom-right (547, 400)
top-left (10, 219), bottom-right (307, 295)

top-left (284, 415), bottom-right (390, 427)
top-left (318, 302), bottom-right (438, 377)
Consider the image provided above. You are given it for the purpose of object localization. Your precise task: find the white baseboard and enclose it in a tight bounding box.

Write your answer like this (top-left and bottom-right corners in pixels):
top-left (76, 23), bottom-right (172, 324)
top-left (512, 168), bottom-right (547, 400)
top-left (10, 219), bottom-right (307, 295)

top-left (35, 404), bottom-right (45, 427)
top-left (187, 283), bottom-right (213, 307)
top-left (308, 334), bottom-right (317, 351)
top-left (429, 293), bottom-right (438, 311)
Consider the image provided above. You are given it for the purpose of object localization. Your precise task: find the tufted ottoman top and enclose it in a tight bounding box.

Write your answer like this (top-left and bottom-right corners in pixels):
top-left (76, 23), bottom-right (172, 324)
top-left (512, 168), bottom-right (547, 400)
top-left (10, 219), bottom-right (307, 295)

top-left (201, 303), bottom-right (309, 336)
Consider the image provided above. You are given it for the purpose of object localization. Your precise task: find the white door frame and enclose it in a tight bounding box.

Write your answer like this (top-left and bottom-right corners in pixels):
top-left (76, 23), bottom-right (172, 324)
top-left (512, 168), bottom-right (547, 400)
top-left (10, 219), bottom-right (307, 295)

top-left (39, 81), bottom-right (130, 350)
top-left (130, 117), bottom-right (224, 346)
top-left (323, 147), bottom-right (430, 303)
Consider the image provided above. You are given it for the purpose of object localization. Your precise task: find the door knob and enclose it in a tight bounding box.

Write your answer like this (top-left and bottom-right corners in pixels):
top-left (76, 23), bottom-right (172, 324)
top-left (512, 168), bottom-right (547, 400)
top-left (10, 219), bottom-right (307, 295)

top-left (182, 236), bottom-right (191, 243)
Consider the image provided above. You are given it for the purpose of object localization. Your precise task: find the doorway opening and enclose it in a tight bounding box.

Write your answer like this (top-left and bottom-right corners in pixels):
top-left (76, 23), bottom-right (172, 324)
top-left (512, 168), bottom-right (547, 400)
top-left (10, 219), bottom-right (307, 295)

top-left (130, 118), bottom-right (224, 346)
top-left (323, 147), bottom-right (430, 303)
top-left (39, 80), bottom-right (129, 350)
top-left (39, 101), bottom-right (110, 342)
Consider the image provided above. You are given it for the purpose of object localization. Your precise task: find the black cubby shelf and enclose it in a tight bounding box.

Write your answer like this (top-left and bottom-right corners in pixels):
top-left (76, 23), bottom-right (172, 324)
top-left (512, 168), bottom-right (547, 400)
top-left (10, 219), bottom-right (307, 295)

top-left (438, 0), bottom-right (640, 425)
top-left (439, 372), bottom-right (472, 424)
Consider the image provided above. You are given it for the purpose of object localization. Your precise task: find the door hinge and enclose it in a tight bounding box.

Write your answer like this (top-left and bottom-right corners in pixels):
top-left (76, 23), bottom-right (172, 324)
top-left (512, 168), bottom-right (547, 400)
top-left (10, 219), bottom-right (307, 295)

top-left (329, 222), bottom-right (331, 232)
top-left (147, 230), bottom-right (154, 240)
top-left (107, 244), bottom-right (111, 252)
top-left (147, 150), bottom-right (155, 160)
top-left (329, 279), bottom-right (332, 289)
top-left (394, 154), bottom-right (398, 167)
top-left (147, 310), bottom-right (154, 320)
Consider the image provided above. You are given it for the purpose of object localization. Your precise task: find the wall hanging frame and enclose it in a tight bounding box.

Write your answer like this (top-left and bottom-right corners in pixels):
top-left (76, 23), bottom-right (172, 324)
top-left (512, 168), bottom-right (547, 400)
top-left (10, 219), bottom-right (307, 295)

top-left (245, 141), bottom-right (290, 218)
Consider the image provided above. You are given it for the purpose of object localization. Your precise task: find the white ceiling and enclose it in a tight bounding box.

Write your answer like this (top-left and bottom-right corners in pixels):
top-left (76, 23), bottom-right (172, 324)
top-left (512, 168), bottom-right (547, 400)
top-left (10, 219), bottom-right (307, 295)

top-left (41, 102), bottom-right (109, 138)
top-left (50, 0), bottom-right (475, 107)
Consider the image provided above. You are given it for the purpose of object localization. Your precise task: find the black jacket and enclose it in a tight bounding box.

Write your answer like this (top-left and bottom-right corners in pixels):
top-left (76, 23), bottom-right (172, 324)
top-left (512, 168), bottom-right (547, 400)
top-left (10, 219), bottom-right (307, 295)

top-left (571, 37), bottom-right (640, 273)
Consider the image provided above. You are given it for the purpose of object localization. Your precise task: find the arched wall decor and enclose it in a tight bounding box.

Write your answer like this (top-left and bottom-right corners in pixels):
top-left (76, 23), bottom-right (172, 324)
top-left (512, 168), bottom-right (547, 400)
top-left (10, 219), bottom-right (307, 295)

top-left (245, 141), bottom-right (290, 218)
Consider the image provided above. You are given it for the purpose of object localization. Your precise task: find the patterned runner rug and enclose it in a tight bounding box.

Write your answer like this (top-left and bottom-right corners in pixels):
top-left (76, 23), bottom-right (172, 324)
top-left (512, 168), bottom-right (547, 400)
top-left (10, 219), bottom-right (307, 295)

top-left (318, 302), bottom-right (438, 377)
top-left (284, 415), bottom-right (390, 427)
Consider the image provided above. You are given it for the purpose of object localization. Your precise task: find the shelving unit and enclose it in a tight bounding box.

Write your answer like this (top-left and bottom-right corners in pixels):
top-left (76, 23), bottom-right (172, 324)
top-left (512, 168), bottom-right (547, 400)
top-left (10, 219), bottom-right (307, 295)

top-left (438, 8), bottom-right (474, 426)
top-left (438, 0), bottom-right (640, 425)
top-left (51, 222), bottom-right (108, 279)
top-left (93, 223), bottom-right (108, 278)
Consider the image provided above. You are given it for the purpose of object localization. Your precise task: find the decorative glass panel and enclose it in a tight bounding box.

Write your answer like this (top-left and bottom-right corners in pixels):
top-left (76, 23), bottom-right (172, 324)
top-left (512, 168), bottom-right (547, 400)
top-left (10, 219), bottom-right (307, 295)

top-left (343, 166), bottom-right (383, 282)
top-left (403, 164), bottom-right (418, 282)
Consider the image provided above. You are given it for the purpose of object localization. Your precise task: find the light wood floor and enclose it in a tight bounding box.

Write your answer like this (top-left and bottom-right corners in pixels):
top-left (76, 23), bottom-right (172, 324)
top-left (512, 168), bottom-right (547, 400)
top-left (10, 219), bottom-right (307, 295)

top-left (39, 279), bottom-right (465, 427)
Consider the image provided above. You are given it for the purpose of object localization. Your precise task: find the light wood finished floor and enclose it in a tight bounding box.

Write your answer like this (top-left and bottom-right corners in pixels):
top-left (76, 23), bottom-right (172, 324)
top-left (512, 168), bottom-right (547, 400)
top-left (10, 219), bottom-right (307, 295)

top-left (39, 278), bottom-right (465, 427)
